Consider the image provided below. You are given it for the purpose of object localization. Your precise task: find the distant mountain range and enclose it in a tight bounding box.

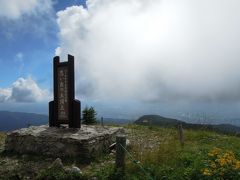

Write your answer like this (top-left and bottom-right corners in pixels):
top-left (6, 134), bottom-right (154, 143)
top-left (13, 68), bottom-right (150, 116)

top-left (0, 111), bottom-right (133, 131)
top-left (0, 111), bottom-right (48, 131)
top-left (2, 110), bottom-right (240, 135)
top-left (135, 115), bottom-right (240, 135)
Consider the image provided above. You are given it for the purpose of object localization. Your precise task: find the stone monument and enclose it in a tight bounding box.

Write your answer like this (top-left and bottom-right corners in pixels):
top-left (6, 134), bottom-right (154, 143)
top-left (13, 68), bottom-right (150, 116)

top-left (49, 55), bottom-right (81, 128)
top-left (4, 54), bottom-right (125, 162)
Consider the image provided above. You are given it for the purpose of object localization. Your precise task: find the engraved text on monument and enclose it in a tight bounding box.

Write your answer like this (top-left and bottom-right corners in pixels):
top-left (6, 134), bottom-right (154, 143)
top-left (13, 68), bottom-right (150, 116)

top-left (58, 67), bottom-right (68, 122)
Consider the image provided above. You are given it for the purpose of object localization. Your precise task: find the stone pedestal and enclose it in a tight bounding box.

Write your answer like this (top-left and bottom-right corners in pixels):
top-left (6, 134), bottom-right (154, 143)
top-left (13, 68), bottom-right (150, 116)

top-left (4, 125), bottom-right (124, 163)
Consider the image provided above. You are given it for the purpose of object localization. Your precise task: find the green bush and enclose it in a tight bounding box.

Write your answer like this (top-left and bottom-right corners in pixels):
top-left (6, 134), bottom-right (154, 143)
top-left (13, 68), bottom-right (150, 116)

top-left (82, 106), bottom-right (97, 125)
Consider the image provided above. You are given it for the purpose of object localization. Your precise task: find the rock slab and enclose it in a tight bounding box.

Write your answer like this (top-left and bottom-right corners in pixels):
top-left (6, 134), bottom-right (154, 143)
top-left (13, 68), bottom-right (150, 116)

top-left (4, 125), bottom-right (124, 163)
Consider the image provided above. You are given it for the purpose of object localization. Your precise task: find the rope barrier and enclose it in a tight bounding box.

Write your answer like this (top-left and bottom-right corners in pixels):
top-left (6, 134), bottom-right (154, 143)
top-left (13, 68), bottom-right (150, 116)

top-left (119, 144), bottom-right (154, 180)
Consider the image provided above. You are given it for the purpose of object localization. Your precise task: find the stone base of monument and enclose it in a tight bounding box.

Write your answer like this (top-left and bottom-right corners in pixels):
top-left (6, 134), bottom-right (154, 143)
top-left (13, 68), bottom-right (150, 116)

top-left (4, 125), bottom-right (124, 163)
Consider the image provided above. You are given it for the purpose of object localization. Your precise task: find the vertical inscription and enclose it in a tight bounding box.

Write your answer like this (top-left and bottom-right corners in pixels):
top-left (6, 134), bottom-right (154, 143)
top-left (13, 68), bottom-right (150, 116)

top-left (49, 55), bottom-right (80, 128)
top-left (58, 66), bottom-right (68, 123)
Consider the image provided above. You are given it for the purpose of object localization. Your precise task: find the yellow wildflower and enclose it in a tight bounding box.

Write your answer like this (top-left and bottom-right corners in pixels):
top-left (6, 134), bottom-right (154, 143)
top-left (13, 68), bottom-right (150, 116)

top-left (202, 168), bottom-right (211, 176)
top-left (208, 148), bottom-right (221, 157)
top-left (219, 152), bottom-right (236, 165)
top-left (224, 152), bottom-right (235, 160)
top-left (210, 161), bottom-right (217, 169)
top-left (219, 157), bottom-right (227, 166)
top-left (235, 161), bottom-right (240, 170)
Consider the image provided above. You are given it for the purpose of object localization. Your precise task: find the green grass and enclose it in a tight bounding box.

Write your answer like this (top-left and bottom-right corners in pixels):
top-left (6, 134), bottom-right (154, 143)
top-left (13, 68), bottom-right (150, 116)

top-left (36, 166), bottom-right (86, 180)
top-left (1, 125), bottom-right (240, 179)
top-left (0, 133), bottom-right (6, 149)
top-left (95, 125), bottom-right (240, 180)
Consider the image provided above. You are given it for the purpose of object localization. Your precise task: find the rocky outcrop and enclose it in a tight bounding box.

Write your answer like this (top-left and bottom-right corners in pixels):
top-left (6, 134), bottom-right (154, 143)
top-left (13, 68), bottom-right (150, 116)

top-left (4, 125), bottom-right (124, 163)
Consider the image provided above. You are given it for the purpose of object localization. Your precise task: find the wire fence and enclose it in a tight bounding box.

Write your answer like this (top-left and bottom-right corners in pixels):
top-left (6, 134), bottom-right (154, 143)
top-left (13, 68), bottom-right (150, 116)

top-left (119, 143), bottom-right (154, 180)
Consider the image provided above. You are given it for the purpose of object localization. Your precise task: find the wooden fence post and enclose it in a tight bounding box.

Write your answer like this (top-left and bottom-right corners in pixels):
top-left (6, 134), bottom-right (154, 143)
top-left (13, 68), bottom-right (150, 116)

top-left (101, 117), bottom-right (104, 127)
top-left (178, 124), bottom-right (184, 146)
top-left (116, 135), bottom-right (126, 172)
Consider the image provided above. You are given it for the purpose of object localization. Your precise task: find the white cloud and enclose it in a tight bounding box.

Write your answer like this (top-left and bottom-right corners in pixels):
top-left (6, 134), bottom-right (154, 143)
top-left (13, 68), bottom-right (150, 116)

top-left (0, 77), bottom-right (49, 103)
top-left (55, 47), bottom-right (62, 56)
top-left (56, 0), bottom-right (240, 103)
top-left (0, 88), bottom-right (11, 102)
top-left (0, 0), bottom-right (53, 19)
top-left (0, 0), bottom-right (56, 46)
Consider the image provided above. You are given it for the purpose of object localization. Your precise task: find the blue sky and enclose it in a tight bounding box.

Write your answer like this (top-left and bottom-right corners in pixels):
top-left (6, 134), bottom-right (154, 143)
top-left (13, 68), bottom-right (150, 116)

top-left (0, 0), bottom-right (86, 88)
top-left (0, 0), bottom-right (87, 114)
top-left (1, 0), bottom-right (240, 124)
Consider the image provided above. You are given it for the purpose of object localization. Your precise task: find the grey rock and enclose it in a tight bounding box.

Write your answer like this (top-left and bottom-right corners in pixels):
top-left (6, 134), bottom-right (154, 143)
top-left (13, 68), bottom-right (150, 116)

top-left (126, 139), bottom-right (130, 146)
top-left (70, 166), bottom-right (82, 174)
top-left (50, 158), bottom-right (63, 169)
top-left (109, 152), bottom-right (115, 156)
top-left (4, 125), bottom-right (124, 163)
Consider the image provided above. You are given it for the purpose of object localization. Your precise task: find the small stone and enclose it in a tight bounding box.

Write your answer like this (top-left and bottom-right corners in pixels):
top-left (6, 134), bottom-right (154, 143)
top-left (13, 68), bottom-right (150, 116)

top-left (126, 139), bottom-right (130, 146)
top-left (51, 158), bottom-right (63, 169)
top-left (70, 166), bottom-right (82, 174)
top-left (110, 160), bottom-right (115, 164)
top-left (65, 165), bottom-right (82, 175)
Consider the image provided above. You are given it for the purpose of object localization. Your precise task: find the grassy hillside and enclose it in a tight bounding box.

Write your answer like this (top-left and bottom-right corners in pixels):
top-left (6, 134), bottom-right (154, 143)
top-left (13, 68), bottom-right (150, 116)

top-left (1, 125), bottom-right (240, 179)
top-left (135, 114), bottom-right (181, 127)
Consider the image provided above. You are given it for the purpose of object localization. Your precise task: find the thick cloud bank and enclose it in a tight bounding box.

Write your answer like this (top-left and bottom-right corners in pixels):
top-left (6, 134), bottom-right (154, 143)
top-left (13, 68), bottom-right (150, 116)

top-left (56, 0), bottom-right (240, 103)
top-left (0, 77), bottom-right (49, 103)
